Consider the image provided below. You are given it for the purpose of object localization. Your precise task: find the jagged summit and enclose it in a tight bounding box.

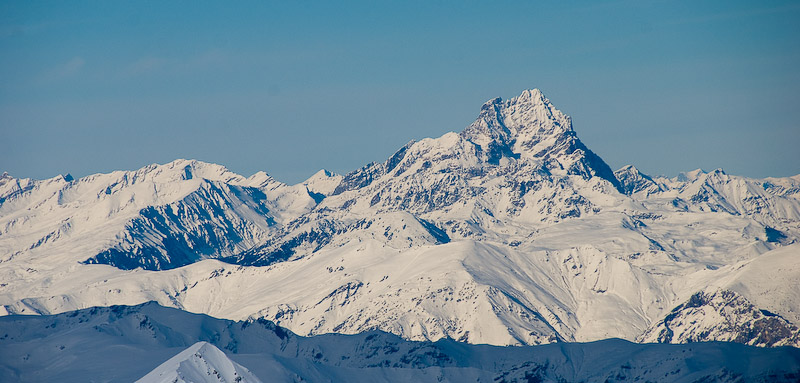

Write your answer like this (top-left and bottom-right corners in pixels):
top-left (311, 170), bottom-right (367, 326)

top-left (615, 165), bottom-right (662, 196)
top-left (460, 89), bottom-right (621, 190)
top-left (331, 89), bottom-right (622, 201)
top-left (243, 170), bottom-right (284, 189)
top-left (461, 88), bottom-right (568, 150)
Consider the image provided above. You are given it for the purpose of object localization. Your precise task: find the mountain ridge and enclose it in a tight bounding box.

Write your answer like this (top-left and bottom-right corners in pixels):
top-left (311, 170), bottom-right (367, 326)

top-left (3, 302), bottom-right (799, 383)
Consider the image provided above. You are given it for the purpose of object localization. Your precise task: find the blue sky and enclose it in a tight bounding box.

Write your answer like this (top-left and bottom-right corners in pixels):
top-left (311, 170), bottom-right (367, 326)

top-left (1, 1), bottom-right (798, 183)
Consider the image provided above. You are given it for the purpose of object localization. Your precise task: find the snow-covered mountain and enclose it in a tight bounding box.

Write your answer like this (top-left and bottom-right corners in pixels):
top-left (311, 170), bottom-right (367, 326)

top-left (2, 303), bottom-right (798, 382)
top-left (638, 289), bottom-right (800, 347)
top-left (0, 160), bottom-right (319, 270)
top-left (1, 89), bottom-right (799, 352)
top-left (136, 341), bottom-right (263, 383)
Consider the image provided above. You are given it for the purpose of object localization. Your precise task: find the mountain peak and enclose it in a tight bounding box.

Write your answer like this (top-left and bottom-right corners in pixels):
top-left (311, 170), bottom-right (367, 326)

top-left (480, 96), bottom-right (503, 109)
top-left (244, 171), bottom-right (282, 189)
top-left (306, 169), bottom-right (336, 180)
top-left (461, 89), bottom-right (621, 190)
top-left (463, 89), bottom-right (571, 150)
top-left (676, 168), bottom-right (707, 183)
top-left (615, 165), bottom-right (661, 195)
top-left (136, 341), bottom-right (263, 383)
top-left (150, 159), bottom-right (258, 185)
top-left (513, 88), bottom-right (548, 105)
top-left (475, 88), bottom-right (553, 119)
top-left (303, 168), bottom-right (343, 196)
top-left (481, 88), bottom-right (547, 106)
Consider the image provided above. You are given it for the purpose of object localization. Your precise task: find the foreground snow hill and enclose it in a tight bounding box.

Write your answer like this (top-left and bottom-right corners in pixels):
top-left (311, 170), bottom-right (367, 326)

top-left (1, 303), bottom-right (798, 383)
top-left (137, 341), bottom-right (262, 383)
top-left (1, 89), bottom-right (799, 349)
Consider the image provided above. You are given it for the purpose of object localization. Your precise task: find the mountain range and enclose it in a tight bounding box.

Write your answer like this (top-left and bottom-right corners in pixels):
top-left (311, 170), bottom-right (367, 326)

top-left (1, 89), bottom-right (799, 381)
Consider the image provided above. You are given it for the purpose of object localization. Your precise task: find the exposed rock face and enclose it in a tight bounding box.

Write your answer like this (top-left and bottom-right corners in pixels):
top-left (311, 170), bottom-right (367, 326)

top-left (639, 290), bottom-right (800, 347)
top-left (85, 180), bottom-right (278, 270)
top-left (614, 165), bottom-right (663, 196)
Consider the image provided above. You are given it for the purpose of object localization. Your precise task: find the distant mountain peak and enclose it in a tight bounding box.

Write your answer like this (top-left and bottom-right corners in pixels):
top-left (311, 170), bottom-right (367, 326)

top-left (305, 169), bottom-right (338, 182)
top-left (463, 89), bottom-right (567, 149)
top-left (303, 169), bottom-right (343, 196)
top-left (462, 89), bottom-right (620, 190)
top-left (244, 171), bottom-right (282, 189)
top-left (676, 168), bottom-right (706, 182)
top-left (518, 87), bottom-right (545, 99)
top-left (615, 165), bottom-right (662, 196)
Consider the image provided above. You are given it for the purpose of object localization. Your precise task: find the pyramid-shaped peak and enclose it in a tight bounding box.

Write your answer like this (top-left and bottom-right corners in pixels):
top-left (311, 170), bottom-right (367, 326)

top-left (307, 169), bottom-right (338, 180)
top-left (136, 341), bottom-right (263, 383)
top-left (304, 168), bottom-right (343, 196)
top-left (244, 170), bottom-right (284, 189)
top-left (615, 165), bottom-right (661, 195)
top-left (514, 88), bottom-right (547, 102)
top-left (464, 88), bottom-right (572, 148)
top-left (461, 89), bottom-right (621, 191)
top-left (503, 89), bottom-right (564, 120)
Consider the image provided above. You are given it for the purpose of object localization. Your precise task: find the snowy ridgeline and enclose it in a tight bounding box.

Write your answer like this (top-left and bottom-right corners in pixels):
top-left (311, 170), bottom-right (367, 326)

top-left (1, 303), bottom-right (798, 383)
top-left (1, 88), bottom-right (800, 350)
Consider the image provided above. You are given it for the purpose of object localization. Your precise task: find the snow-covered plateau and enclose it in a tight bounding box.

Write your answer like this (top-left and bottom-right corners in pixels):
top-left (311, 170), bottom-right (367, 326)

top-left (1, 89), bottom-right (799, 380)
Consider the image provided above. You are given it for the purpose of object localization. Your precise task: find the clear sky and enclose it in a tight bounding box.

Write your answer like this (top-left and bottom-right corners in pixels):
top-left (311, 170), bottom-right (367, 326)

top-left (1, 1), bottom-right (799, 183)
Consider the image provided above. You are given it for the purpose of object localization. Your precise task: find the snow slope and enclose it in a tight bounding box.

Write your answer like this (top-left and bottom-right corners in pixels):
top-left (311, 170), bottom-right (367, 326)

top-left (1, 89), bottom-right (799, 349)
top-left (136, 341), bottom-right (262, 383)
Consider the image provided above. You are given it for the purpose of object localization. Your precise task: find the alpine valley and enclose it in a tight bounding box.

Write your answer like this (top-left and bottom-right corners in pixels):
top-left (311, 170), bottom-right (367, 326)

top-left (1, 89), bottom-right (799, 382)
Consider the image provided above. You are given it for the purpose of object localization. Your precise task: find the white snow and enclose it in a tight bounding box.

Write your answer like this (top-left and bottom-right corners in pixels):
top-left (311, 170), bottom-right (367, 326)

top-left (302, 169), bottom-right (343, 196)
top-left (136, 341), bottom-right (262, 383)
